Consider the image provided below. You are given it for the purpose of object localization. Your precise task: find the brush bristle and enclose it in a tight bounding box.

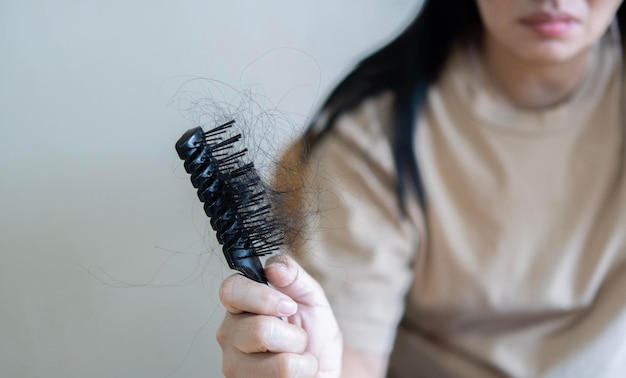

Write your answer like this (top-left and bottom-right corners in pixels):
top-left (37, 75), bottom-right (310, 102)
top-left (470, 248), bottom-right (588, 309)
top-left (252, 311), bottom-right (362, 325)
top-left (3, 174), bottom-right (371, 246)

top-left (175, 120), bottom-right (283, 284)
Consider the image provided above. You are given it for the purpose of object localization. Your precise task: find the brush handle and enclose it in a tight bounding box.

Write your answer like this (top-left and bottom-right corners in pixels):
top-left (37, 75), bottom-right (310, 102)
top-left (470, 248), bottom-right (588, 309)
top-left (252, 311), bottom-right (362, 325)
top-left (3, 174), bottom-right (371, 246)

top-left (223, 247), bottom-right (267, 284)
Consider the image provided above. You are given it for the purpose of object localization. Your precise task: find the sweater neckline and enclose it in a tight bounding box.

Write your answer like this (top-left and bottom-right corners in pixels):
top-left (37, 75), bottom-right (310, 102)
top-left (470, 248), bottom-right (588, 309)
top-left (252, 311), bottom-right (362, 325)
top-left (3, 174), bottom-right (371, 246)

top-left (451, 32), bottom-right (622, 137)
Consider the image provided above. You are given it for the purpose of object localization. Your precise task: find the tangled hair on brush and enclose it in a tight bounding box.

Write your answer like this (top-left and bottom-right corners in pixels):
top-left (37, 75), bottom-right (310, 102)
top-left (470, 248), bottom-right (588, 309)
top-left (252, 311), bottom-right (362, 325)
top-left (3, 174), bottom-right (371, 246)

top-left (303, 0), bottom-right (626, 209)
top-left (168, 76), bottom-right (331, 276)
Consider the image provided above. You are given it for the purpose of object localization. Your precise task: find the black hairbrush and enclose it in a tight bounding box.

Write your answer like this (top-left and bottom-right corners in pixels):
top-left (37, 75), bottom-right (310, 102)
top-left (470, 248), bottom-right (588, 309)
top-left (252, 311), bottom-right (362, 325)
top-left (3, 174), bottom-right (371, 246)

top-left (175, 120), bottom-right (283, 284)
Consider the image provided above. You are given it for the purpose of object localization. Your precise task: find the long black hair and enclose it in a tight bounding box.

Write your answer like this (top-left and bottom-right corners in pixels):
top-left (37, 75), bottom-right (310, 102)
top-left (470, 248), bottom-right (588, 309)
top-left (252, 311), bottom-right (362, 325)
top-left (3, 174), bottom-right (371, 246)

top-left (303, 0), bottom-right (626, 208)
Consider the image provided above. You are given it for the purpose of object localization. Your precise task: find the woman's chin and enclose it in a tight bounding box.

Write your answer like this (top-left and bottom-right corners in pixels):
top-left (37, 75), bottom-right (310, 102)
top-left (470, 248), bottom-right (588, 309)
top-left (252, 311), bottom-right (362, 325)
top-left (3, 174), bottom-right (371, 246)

top-left (514, 41), bottom-right (591, 66)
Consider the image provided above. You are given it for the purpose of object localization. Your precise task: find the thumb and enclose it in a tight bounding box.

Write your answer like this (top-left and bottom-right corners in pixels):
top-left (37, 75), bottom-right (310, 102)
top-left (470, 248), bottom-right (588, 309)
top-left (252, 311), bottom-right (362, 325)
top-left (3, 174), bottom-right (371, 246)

top-left (266, 254), bottom-right (344, 376)
top-left (264, 254), bottom-right (328, 307)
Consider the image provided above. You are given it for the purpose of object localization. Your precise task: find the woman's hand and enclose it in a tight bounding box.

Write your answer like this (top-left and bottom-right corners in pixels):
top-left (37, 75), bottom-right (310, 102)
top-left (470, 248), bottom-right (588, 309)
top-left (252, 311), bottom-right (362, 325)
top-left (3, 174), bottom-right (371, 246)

top-left (217, 254), bottom-right (343, 378)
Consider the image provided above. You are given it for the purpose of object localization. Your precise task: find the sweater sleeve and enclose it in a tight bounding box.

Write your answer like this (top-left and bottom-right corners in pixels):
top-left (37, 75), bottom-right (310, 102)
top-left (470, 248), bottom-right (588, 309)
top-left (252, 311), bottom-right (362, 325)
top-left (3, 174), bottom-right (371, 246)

top-left (274, 93), bottom-right (421, 355)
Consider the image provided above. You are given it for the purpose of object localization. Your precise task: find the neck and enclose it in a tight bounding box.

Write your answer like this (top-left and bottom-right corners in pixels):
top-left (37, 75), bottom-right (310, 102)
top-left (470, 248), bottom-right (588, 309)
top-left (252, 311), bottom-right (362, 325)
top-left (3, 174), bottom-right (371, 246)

top-left (481, 36), bottom-right (596, 110)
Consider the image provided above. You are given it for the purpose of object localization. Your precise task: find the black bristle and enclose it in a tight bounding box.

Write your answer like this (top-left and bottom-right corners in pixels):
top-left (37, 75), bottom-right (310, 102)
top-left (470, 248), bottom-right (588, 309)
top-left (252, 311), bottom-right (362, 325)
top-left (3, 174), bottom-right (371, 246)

top-left (176, 120), bottom-right (283, 284)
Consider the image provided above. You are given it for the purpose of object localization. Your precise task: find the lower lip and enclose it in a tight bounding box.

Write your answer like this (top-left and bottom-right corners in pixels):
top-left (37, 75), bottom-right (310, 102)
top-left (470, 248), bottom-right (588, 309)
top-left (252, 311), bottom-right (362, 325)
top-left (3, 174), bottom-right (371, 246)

top-left (522, 20), bottom-right (576, 38)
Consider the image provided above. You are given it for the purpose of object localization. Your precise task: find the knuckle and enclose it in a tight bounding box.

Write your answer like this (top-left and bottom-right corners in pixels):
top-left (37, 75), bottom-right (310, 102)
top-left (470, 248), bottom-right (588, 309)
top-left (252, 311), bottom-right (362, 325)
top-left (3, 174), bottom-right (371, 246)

top-left (248, 316), bottom-right (274, 349)
top-left (215, 324), bottom-right (228, 347)
top-left (278, 353), bottom-right (319, 378)
top-left (258, 290), bottom-right (277, 308)
top-left (275, 354), bottom-right (301, 378)
top-left (218, 276), bottom-right (235, 305)
top-left (221, 360), bottom-right (234, 378)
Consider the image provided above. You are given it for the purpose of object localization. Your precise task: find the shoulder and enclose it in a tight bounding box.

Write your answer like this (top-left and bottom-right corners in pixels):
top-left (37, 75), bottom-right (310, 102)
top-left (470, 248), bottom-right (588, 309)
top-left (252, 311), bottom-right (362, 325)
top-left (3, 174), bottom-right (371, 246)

top-left (315, 91), bottom-right (398, 177)
top-left (333, 91), bottom-right (396, 142)
top-left (273, 91), bottom-right (398, 190)
top-left (271, 91), bottom-right (402, 248)
top-left (275, 90), bottom-right (397, 175)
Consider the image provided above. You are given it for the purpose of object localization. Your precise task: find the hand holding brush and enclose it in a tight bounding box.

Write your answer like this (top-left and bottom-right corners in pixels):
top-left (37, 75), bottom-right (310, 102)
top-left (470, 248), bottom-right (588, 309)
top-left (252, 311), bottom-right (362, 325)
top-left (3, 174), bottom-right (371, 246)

top-left (176, 121), bottom-right (343, 377)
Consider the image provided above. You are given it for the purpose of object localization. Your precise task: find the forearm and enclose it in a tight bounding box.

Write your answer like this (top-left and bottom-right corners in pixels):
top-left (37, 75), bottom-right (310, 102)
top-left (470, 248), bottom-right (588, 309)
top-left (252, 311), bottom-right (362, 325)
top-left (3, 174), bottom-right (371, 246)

top-left (341, 346), bottom-right (389, 378)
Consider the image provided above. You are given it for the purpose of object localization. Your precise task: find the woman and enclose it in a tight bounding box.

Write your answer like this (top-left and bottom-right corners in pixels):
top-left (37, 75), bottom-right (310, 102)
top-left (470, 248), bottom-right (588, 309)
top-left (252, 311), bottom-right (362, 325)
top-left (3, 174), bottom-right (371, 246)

top-left (217, 1), bottom-right (626, 377)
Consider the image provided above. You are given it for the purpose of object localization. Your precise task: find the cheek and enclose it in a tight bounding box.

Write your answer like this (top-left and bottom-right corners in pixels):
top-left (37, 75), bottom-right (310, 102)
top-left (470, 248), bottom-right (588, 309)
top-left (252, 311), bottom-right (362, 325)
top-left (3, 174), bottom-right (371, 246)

top-left (570, 0), bottom-right (622, 56)
top-left (587, 0), bottom-right (623, 36)
top-left (476, 0), bottom-right (516, 33)
top-left (476, 3), bottom-right (516, 51)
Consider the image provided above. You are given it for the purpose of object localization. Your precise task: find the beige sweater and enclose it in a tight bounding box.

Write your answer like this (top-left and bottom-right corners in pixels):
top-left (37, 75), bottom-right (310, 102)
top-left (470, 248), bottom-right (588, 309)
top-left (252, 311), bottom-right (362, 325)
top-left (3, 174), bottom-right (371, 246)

top-left (277, 33), bottom-right (626, 377)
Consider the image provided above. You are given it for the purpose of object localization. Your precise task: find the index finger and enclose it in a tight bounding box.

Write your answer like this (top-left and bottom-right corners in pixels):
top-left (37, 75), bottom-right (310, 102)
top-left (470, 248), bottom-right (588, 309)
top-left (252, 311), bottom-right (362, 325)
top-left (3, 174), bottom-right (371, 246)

top-left (219, 273), bottom-right (298, 317)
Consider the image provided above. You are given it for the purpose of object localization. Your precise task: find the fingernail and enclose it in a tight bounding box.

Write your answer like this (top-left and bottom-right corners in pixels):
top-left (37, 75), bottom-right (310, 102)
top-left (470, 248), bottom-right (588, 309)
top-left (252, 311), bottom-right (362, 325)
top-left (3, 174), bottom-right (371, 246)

top-left (266, 260), bottom-right (290, 276)
top-left (278, 299), bottom-right (297, 316)
top-left (266, 258), bottom-right (288, 270)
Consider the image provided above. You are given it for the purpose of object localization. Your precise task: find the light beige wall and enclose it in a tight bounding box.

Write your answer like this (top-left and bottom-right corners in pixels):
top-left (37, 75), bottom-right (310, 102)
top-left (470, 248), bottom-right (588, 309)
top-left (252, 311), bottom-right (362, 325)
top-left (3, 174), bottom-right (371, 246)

top-left (0, 1), bottom-right (421, 376)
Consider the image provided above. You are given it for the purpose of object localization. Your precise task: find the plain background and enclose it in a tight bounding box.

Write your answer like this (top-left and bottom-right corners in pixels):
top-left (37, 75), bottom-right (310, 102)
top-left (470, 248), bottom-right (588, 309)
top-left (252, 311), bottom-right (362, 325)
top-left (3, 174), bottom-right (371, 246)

top-left (0, 1), bottom-right (422, 377)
